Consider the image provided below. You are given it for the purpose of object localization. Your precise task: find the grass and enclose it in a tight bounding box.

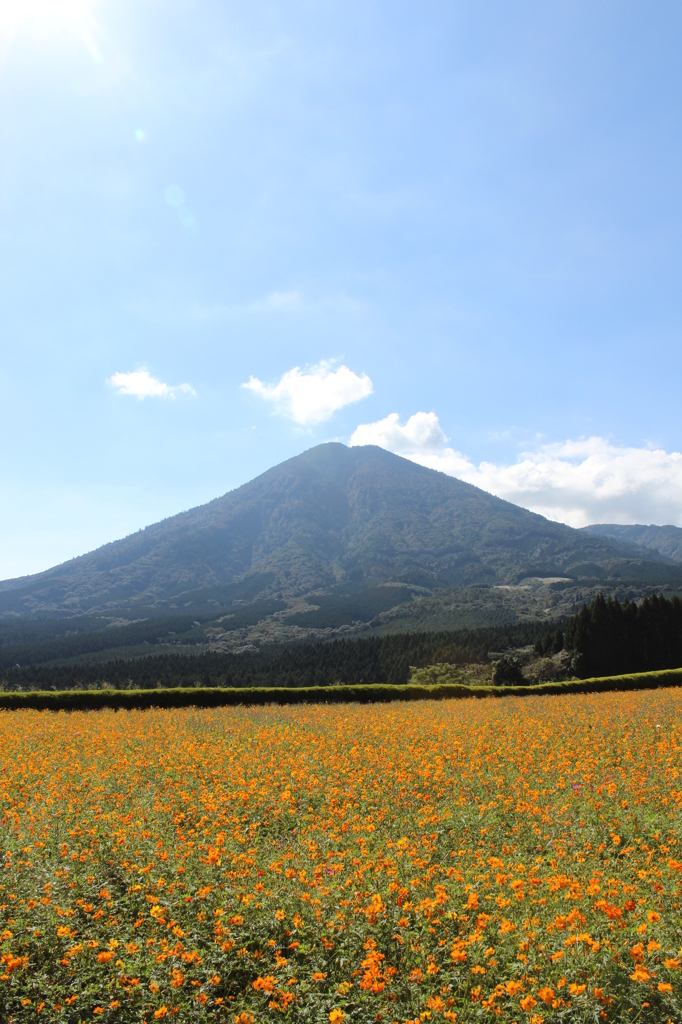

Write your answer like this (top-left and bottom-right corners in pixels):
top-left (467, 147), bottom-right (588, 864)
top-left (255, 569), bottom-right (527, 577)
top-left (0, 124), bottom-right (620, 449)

top-left (0, 690), bottom-right (681, 1022)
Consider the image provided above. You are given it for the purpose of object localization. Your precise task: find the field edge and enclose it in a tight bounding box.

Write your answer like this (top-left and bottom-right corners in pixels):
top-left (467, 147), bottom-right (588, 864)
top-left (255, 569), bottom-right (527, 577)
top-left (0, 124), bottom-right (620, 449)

top-left (1, 666), bottom-right (682, 710)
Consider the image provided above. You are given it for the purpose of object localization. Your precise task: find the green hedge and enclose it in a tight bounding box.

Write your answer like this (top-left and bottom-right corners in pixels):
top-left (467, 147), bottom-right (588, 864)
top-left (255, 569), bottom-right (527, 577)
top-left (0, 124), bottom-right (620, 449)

top-left (0, 666), bottom-right (681, 711)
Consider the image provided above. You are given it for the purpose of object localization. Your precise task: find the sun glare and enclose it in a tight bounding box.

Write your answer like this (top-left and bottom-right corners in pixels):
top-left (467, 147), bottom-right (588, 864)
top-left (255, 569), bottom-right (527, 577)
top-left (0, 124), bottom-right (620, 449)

top-left (0, 0), bottom-right (101, 57)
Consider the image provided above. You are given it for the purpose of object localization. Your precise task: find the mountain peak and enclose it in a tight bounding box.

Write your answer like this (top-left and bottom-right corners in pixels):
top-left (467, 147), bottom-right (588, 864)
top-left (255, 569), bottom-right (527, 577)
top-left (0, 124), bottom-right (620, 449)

top-left (0, 443), bottom-right (676, 617)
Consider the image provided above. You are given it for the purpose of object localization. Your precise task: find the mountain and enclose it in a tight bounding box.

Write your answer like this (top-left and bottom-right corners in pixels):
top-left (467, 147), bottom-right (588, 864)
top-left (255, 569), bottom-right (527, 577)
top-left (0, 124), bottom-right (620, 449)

top-left (2, 443), bottom-right (680, 624)
top-left (584, 523), bottom-right (682, 564)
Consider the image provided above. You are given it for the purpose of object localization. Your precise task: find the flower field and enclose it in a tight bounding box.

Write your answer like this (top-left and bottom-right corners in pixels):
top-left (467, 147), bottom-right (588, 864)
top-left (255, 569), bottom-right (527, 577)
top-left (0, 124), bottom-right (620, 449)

top-left (1, 691), bottom-right (681, 1023)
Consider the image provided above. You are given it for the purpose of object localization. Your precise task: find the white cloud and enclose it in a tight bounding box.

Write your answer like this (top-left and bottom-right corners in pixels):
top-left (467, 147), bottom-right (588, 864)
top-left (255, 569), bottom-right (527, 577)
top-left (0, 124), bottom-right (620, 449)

top-left (350, 412), bottom-right (682, 527)
top-left (242, 361), bottom-right (373, 425)
top-left (350, 411), bottom-right (447, 454)
top-left (108, 369), bottom-right (196, 400)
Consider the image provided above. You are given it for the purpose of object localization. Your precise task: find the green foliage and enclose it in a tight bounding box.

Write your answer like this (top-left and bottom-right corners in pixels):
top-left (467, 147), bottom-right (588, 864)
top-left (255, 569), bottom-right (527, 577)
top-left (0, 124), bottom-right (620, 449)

top-left (491, 657), bottom-right (526, 686)
top-left (565, 591), bottom-right (682, 677)
top-left (287, 586), bottom-right (413, 628)
top-left (0, 623), bottom-right (556, 692)
top-left (533, 628), bottom-right (564, 657)
top-left (0, 667), bottom-right (681, 711)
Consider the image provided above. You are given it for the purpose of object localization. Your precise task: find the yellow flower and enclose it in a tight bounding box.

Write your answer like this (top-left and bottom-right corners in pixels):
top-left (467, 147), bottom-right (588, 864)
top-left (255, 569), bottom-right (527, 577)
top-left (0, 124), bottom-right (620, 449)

top-left (329, 1011), bottom-right (345, 1024)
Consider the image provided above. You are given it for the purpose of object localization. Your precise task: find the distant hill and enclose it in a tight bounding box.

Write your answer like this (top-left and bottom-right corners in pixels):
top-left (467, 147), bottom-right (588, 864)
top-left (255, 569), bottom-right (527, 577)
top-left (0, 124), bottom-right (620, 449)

top-left (1, 444), bottom-right (679, 624)
top-left (584, 523), bottom-right (682, 564)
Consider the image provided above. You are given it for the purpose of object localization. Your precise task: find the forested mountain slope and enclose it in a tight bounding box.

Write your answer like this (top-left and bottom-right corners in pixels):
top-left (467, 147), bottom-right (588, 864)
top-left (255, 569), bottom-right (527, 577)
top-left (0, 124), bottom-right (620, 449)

top-left (1, 443), bottom-right (678, 618)
top-left (584, 523), bottom-right (682, 564)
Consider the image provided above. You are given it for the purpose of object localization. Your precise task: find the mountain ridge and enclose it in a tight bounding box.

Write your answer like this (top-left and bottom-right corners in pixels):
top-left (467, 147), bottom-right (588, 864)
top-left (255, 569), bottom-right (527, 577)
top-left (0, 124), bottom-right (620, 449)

top-left (1, 443), bottom-right (679, 621)
top-left (584, 523), bottom-right (682, 564)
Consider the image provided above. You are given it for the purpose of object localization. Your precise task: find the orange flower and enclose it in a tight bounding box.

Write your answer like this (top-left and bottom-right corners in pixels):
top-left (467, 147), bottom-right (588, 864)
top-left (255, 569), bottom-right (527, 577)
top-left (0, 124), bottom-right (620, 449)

top-left (658, 982), bottom-right (673, 993)
top-left (153, 1008), bottom-right (168, 1020)
top-left (519, 994), bottom-right (537, 1010)
top-left (253, 976), bottom-right (277, 993)
top-left (2, 685), bottom-right (682, 1024)
top-left (568, 983), bottom-right (586, 996)
top-left (329, 1011), bottom-right (345, 1024)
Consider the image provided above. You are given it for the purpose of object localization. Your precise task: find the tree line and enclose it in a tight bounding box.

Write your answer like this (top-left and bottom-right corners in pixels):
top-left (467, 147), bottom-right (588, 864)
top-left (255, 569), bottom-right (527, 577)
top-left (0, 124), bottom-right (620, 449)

top-left (564, 591), bottom-right (682, 678)
top-left (1, 621), bottom-right (553, 692)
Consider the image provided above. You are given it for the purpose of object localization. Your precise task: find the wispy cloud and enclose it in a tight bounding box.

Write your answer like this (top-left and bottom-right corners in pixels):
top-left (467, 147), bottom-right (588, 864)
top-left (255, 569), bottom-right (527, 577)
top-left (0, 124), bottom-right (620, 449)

top-left (131, 290), bottom-right (363, 327)
top-left (243, 361), bottom-right (373, 426)
top-left (108, 369), bottom-right (196, 400)
top-left (263, 290), bottom-right (303, 310)
top-left (351, 412), bottom-right (682, 527)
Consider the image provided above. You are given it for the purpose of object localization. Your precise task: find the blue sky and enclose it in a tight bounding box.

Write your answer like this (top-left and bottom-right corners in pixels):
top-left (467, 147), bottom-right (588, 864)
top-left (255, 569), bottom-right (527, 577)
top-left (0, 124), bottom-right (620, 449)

top-left (2, 1), bottom-right (682, 579)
